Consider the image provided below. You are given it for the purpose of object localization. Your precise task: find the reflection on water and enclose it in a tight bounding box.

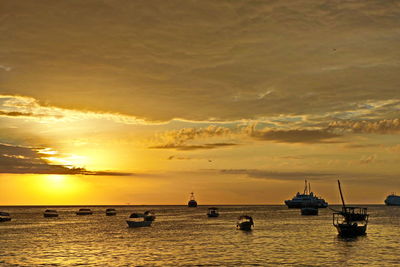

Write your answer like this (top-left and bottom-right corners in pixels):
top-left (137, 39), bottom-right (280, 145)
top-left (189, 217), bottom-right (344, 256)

top-left (0, 205), bottom-right (399, 266)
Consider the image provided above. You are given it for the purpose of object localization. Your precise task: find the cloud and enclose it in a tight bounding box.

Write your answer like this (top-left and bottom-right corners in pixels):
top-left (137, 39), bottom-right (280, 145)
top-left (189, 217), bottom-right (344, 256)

top-left (248, 128), bottom-right (342, 144)
top-left (328, 119), bottom-right (400, 134)
top-left (359, 154), bottom-right (377, 164)
top-left (149, 125), bottom-right (238, 150)
top-left (219, 169), bottom-right (338, 181)
top-left (151, 142), bottom-right (238, 151)
top-left (0, 143), bottom-right (131, 176)
top-left (1, 1), bottom-right (400, 122)
top-left (0, 65), bottom-right (12, 71)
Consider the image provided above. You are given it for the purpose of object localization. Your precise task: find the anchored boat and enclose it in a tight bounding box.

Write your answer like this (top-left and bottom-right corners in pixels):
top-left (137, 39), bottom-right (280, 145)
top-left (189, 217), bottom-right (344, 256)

top-left (105, 208), bottom-right (117, 216)
top-left (0, 212), bottom-right (11, 222)
top-left (207, 207), bottom-right (219, 217)
top-left (301, 207), bottom-right (318, 216)
top-left (76, 208), bottom-right (93, 215)
top-left (285, 180), bottom-right (328, 208)
top-left (43, 209), bottom-right (59, 218)
top-left (385, 193), bottom-right (400, 206)
top-left (126, 213), bottom-right (153, 227)
top-left (333, 180), bottom-right (369, 237)
top-left (188, 192), bottom-right (198, 207)
top-left (236, 215), bottom-right (254, 231)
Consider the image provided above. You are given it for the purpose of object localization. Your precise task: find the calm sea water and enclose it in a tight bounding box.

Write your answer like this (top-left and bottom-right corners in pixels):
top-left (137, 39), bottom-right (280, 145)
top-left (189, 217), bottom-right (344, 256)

top-left (1, 205), bottom-right (400, 266)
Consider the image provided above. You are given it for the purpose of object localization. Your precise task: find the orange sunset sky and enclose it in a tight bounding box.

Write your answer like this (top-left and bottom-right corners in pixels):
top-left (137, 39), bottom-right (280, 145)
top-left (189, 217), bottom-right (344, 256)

top-left (1, 0), bottom-right (400, 205)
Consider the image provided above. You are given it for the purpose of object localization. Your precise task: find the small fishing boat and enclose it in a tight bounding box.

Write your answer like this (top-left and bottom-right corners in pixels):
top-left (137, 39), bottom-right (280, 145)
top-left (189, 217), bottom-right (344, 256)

top-left (301, 207), bottom-right (318, 216)
top-left (105, 208), bottom-right (117, 216)
top-left (236, 215), bottom-right (254, 231)
top-left (144, 210), bottom-right (156, 221)
top-left (188, 192), bottom-right (198, 207)
top-left (43, 209), bottom-right (59, 217)
top-left (0, 212), bottom-right (11, 222)
top-left (126, 213), bottom-right (152, 227)
top-left (333, 180), bottom-right (369, 237)
top-left (76, 208), bottom-right (93, 215)
top-left (207, 207), bottom-right (219, 217)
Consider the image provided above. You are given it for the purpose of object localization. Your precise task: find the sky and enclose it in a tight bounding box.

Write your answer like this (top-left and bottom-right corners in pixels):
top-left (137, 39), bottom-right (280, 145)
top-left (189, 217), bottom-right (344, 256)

top-left (1, 0), bottom-right (400, 205)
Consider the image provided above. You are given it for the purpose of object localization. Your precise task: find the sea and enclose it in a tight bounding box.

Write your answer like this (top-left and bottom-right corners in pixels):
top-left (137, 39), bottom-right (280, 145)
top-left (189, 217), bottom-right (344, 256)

top-left (1, 205), bottom-right (400, 266)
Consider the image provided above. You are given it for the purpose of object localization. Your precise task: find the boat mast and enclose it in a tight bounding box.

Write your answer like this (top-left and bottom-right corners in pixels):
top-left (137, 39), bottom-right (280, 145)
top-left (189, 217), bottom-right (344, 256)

top-left (304, 179), bottom-right (308, 194)
top-left (308, 182), bottom-right (311, 194)
top-left (337, 180), bottom-right (346, 208)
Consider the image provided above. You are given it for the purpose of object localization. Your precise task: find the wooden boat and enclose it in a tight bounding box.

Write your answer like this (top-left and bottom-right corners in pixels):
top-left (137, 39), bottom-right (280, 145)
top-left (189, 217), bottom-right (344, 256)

top-left (187, 192), bottom-right (197, 207)
top-left (144, 210), bottom-right (156, 221)
top-left (76, 208), bottom-right (93, 215)
top-left (43, 209), bottom-right (59, 217)
top-left (332, 180), bottom-right (369, 237)
top-left (126, 213), bottom-right (152, 227)
top-left (0, 212), bottom-right (11, 222)
top-left (236, 215), bottom-right (254, 231)
top-left (301, 207), bottom-right (318, 216)
top-left (105, 208), bottom-right (117, 216)
top-left (207, 207), bottom-right (219, 217)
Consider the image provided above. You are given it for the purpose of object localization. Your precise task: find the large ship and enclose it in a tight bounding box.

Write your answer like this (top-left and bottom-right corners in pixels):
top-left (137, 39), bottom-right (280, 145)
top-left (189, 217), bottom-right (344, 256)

top-left (284, 180), bottom-right (328, 208)
top-left (385, 193), bottom-right (400, 206)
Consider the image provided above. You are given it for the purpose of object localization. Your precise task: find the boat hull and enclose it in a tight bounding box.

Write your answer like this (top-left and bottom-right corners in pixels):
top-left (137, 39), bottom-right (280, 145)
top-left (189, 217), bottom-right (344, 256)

top-left (0, 217), bottom-right (11, 222)
top-left (106, 212), bottom-right (117, 216)
top-left (126, 220), bottom-right (152, 228)
top-left (285, 200), bottom-right (328, 209)
top-left (207, 213), bottom-right (219, 217)
top-left (301, 207), bottom-right (318, 216)
top-left (44, 213), bottom-right (58, 218)
top-left (237, 221), bottom-right (253, 231)
top-left (385, 195), bottom-right (400, 206)
top-left (335, 224), bottom-right (367, 237)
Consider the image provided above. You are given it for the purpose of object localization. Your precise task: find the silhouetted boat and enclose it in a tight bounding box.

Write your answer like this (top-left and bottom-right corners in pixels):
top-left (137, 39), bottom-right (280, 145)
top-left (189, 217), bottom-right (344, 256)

top-left (126, 213), bottom-right (152, 227)
top-left (105, 208), bottom-right (117, 216)
top-left (207, 207), bottom-right (219, 217)
top-left (144, 210), bottom-right (156, 221)
top-left (236, 215), bottom-right (254, 231)
top-left (285, 180), bottom-right (328, 208)
top-left (188, 192), bottom-right (197, 207)
top-left (0, 212), bottom-right (11, 222)
top-left (76, 208), bottom-right (93, 215)
top-left (301, 207), bottom-right (318, 216)
top-left (385, 193), bottom-right (400, 206)
top-left (333, 180), bottom-right (369, 237)
top-left (43, 209), bottom-right (58, 217)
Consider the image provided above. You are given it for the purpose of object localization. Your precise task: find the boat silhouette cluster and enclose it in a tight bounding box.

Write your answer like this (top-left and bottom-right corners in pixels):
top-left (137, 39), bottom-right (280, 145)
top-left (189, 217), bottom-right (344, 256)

top-left (1, 182), bottom-right (397, 236)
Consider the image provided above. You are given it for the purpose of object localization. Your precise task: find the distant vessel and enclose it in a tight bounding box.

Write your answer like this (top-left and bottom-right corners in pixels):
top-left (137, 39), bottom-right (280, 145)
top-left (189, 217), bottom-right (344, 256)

top-left (236, 215), bottom-right (254, 231)
top-left (385, 193), bottom-right (400, 206)
top-left (333, 180), bottom-right (369, 237)
top-left (207, 207), bottom-right (219, 217)
top-left (105, 208), bottom-right (117, 216)
top-left (43, 209), bottom-right (58, 218)
top-left (285, 180), bottom-right (328, 208)
top-left (76, 208), bottom-right (93, 215)
top-left (126, 213), bottom-right (153, 227)
top-left (188, 192), bottom-right (198, 207)
top-left (0, 212), bottom-right (11, 222)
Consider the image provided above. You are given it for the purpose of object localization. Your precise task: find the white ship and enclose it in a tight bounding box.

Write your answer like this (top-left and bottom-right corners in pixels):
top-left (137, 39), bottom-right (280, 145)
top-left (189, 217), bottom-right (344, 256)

top-left (385, 193), bottom-right (400, 206)
top-left (284, 180), bottom-right (328, 208)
